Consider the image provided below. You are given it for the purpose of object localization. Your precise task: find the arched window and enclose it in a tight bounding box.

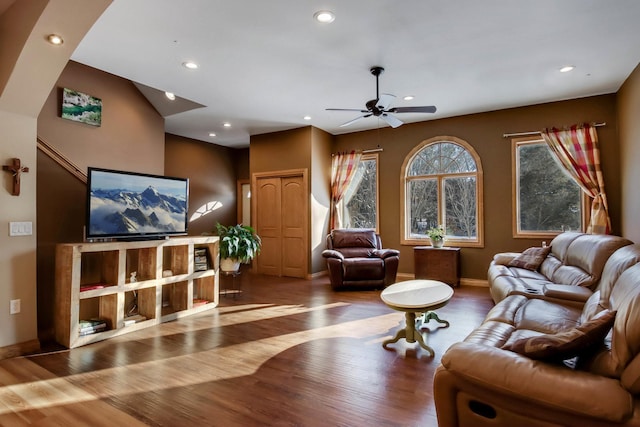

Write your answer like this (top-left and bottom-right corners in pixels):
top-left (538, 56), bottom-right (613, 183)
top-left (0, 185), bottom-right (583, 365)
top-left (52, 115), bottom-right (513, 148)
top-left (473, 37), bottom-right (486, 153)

top-left (401, 136), bottom-right (484, 247)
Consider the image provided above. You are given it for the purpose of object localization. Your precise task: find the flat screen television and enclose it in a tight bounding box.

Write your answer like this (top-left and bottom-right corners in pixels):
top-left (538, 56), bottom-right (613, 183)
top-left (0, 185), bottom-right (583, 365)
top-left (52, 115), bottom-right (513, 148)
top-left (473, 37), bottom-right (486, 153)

top-left (86, 167), bottom-right (189, 240)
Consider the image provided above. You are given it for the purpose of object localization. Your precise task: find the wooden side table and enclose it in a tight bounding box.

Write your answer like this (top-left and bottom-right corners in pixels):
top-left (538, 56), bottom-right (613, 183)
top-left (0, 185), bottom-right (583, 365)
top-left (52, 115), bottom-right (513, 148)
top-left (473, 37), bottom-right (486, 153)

top-left (414, 246), bottom-right (461, 287)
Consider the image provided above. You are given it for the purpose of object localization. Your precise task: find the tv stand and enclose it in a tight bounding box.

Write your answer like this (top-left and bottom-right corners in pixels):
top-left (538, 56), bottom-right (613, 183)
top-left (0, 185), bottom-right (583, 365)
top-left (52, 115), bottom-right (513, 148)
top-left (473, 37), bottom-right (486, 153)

top-left (55, 236), bottom-right (219, 348)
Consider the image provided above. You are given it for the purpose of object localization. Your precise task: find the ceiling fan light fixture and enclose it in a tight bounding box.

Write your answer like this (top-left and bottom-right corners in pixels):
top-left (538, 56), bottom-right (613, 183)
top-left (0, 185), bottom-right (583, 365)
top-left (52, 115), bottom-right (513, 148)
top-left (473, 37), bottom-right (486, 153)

top-left (314, 10), bottom-right (335, 23)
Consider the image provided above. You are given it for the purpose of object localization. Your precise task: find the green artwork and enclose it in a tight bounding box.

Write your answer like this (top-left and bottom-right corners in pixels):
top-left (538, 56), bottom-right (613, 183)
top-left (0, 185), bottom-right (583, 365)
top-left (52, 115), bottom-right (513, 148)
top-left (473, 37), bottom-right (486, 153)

top-left (62, 88), bottom-right (102, 126)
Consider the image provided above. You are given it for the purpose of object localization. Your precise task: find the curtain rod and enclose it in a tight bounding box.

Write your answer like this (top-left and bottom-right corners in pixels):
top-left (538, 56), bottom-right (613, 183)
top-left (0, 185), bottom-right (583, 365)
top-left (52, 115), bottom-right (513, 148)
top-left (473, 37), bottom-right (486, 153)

top-left (331, 147), bottom-right (383, 156)
top-left (502, 122), bottom-right (606, 138)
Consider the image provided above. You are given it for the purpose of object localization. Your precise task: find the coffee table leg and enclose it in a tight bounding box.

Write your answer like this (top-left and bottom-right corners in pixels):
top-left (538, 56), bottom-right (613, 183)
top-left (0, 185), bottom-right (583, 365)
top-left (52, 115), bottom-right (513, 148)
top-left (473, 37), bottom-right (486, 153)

top-left (383, 312), bottom-right (435, 357)
top-left (420, 311), bottom-right (450, 328)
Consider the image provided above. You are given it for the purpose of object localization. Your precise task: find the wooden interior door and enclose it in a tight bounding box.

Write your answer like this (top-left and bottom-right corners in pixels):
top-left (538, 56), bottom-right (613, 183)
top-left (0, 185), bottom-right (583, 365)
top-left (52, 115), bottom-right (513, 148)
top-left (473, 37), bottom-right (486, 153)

top-left (255, 177), bottom-right (282, 276)
top-left (281, 176), bottom-right (305, 278)
top-left (253, 170), bottom-right (307, 278)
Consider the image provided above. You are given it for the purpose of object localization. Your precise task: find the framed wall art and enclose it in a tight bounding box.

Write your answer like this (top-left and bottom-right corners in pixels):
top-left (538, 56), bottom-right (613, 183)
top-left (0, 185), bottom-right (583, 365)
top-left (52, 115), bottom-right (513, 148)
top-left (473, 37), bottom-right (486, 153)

top-left (61, 88), bottom-right (102, 126)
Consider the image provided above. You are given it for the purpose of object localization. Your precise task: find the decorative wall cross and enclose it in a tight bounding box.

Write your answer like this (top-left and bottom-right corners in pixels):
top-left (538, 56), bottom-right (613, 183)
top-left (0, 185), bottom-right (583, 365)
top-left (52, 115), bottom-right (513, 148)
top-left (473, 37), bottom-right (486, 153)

top-left (2, 158), bottom-right (29, 196)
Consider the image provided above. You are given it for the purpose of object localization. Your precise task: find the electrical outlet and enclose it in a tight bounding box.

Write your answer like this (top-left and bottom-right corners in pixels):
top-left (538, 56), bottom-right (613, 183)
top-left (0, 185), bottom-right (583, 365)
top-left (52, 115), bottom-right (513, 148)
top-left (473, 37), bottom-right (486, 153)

top-left (10, 299), bottom-right (20, 314)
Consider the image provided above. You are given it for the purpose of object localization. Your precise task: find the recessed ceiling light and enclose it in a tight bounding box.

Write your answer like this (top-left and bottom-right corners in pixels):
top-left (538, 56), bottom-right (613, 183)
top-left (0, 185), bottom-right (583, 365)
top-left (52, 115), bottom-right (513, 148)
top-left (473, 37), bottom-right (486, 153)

top-left (47, 34), bottom-right (64, 45)
top-left (209, 132), bottom-right (216, 137)
top-left (559, 65), bottom-right (575, 73)
top-left (223, 122), bottom-right (231, 128)
top-left (182, 61), bottom-right (199, 69)
top-left (165, 92), bottom-right (176, 100)
top-left (403, 95), bottom-right (415, 101)
top-left (314, 10), bottom-right (335, 23)
top-left (303, 116), bottom-right (312, 120)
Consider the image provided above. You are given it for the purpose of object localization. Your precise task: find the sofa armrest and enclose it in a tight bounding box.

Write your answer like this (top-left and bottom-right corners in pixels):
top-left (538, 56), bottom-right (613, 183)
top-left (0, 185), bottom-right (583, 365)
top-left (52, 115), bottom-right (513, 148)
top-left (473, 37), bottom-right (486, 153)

top-left (371, 249), bottom-right (400, 259)
top-left (542, 284), bottom-right (593, 303)
top-left (322, 249), bottom-right (344, 260)
top-left (439, 342), bottom-right (633, 422)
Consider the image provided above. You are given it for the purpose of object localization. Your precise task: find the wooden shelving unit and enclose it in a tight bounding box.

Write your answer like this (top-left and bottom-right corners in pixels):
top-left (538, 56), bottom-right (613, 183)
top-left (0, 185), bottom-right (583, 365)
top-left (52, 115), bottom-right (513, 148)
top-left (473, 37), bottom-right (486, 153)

top-left (55, 236), bottom-right (219, 348)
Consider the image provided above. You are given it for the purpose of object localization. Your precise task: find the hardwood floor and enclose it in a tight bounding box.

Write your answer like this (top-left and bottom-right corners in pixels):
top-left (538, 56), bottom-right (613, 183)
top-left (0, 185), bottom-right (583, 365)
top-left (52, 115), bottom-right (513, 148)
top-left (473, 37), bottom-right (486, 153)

top-left (1, 274), bottom-right (494, 426)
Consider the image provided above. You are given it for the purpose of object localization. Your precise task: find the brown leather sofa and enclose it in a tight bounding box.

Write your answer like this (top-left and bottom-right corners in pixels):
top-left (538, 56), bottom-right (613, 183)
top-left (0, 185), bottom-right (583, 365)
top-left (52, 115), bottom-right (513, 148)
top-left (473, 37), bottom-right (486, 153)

top-left (322, 229), bottom-right (399, 290)
top-left (489, 232), bottom-right (632, 306)
top-left (434, 234), bottom-right (640, 426)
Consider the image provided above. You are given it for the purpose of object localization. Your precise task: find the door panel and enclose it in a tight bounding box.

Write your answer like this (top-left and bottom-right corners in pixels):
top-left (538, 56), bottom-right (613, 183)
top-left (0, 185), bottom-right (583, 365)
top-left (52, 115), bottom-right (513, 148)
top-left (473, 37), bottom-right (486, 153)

top-left (256, 178), bottom-right (281, 276)
top-left (282, 176), bottom-right (306, 278)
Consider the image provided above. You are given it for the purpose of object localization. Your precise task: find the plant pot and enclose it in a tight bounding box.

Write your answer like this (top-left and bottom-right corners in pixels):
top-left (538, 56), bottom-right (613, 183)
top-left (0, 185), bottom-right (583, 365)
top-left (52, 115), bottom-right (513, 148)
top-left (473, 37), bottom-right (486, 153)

top-left (430, 237), bottom-right (444, 248)
top-left (220, 257), bottom-right (241, 272)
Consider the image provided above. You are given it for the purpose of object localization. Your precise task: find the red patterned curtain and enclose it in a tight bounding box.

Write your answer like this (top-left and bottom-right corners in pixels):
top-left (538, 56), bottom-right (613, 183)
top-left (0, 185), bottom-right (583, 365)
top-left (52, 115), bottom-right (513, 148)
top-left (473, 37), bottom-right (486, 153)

top-left (330, 150), bottom-right (362, 229)
top-left (541, 124), bottom-right (611, 234)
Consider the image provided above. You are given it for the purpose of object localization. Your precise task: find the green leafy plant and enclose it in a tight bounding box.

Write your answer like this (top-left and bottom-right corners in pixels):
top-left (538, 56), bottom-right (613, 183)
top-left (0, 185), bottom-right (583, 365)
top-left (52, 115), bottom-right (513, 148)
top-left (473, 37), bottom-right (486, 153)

top-left (427, 225), bottom-right (445, 241)
top-left (215, 223), bottom-right (262, 263)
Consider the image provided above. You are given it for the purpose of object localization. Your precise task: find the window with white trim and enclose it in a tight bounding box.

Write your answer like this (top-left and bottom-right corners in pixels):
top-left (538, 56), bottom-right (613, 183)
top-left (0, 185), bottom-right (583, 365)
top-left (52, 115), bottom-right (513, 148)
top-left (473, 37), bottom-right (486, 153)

top-left (401, 137), bottom-right (483, 247)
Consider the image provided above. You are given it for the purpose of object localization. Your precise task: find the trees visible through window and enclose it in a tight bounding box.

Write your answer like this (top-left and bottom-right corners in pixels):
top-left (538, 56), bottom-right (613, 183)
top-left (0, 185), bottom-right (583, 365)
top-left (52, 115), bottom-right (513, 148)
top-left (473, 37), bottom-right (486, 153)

top-left (339, 154), bottom-right (378, 230)
top-left (513, 138), bottom-right (583, 237)
top-left (402, 137), bottom-right (483, 247)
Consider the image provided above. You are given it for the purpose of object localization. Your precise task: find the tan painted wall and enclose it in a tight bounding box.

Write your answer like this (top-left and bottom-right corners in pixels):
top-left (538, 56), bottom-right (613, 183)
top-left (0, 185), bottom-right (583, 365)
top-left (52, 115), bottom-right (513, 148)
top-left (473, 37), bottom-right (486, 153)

top-left (165, 133), bottom-right (238, 235)
top-left (618, 63), bottom-right (640, 243)
top-left (38, 61), bottom-right (165, 176)
top-left (334, 95), bottom-right (620, 280)
top-left (0, 0), bottom-right (111, 351)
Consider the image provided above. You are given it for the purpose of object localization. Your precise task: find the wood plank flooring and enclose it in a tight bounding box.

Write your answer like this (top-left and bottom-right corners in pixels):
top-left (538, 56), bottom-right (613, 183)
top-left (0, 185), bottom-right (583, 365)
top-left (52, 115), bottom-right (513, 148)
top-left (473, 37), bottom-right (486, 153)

top-left (2, 274), bottom-right (493, 426)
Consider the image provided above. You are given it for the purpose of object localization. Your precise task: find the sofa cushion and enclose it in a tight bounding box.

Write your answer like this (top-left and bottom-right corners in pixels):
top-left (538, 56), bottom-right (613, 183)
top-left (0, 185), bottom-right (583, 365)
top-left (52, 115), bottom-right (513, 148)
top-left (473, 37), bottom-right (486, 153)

top-left (508, 246), bottom-right (551, 271)
top-left (502, 309), bottom-right (616, 361)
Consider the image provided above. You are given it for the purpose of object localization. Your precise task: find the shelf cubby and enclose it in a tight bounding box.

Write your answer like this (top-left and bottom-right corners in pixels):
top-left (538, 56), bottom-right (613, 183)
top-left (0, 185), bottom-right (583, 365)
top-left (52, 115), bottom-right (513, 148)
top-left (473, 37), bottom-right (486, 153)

top-left (80, 250), bottom-right (119, 289)
top-left (126, 247), bottom-right (157, 283)
top-left (193, 275), bottom-right (217, 308)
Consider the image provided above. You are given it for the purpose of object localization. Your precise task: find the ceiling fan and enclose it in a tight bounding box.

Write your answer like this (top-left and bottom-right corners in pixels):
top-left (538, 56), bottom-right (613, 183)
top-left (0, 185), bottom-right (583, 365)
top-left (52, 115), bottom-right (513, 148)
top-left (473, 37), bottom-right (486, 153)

top-left (326, 66), bottom-right (437, 128)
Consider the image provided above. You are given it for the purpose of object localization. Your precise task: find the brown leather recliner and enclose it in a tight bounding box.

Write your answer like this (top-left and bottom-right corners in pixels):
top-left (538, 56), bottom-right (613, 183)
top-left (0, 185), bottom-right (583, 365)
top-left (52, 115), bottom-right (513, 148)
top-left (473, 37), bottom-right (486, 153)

top-left (322, 229), bottom-right (399, 290)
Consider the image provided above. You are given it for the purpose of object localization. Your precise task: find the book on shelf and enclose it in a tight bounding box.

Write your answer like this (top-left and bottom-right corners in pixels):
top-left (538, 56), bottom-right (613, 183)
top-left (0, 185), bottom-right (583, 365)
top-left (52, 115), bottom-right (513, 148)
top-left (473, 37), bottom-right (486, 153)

top-left (78, 319), bottom-right (107, 336)
top-left (123, 314), bottom-right (147, 326)
top-left (193, 247), bottom-right (210, 271)
top-left (80, 284), bottom-right (106, 292)
top-left (192, 298), bottom-right (209, 307)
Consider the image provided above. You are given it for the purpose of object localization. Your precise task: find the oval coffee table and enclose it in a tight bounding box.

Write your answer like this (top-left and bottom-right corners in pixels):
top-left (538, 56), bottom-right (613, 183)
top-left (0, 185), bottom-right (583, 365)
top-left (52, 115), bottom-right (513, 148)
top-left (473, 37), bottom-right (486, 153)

top-left (380, 279), bottom-right (454, 356)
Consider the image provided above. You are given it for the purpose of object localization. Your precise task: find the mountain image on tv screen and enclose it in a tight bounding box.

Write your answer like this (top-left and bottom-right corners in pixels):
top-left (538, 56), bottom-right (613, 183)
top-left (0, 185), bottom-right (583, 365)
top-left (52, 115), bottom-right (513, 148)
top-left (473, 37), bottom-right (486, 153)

top-left (88, 170), bottom-right (187, 236)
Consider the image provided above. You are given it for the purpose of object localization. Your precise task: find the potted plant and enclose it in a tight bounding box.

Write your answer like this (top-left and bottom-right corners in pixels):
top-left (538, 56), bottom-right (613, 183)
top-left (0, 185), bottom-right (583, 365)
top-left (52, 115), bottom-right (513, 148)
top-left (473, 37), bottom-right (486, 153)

top-left (215, 223), bottom-right (262, 272)
top-left (427, 225), bottom-right (446, 248)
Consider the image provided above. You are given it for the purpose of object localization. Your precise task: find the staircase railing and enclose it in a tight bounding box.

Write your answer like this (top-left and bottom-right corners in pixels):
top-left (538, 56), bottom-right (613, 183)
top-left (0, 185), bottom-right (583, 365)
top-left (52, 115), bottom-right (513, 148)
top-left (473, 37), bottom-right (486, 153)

top-left (36, 137), bottom-right (87, 184)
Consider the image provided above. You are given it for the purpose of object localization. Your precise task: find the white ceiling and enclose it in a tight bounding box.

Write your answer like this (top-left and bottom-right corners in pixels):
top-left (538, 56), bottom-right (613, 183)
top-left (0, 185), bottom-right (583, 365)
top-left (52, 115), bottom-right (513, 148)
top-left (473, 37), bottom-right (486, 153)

top-left (71, 0), bottom-right (640, 148)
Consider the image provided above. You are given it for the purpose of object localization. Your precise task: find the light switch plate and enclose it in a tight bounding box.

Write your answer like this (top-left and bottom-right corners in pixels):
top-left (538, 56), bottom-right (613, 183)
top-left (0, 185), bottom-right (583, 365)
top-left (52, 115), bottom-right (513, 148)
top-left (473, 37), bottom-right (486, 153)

top-left (9, 221), bottom-right (32, 236)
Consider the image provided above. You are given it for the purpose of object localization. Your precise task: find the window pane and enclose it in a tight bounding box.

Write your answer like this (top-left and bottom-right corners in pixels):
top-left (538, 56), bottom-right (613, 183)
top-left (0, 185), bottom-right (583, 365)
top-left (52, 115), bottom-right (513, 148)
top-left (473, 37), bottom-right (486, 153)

top-left (408, 146), bottom-right (439, 176)
top-left (342, 158), bottom-right (377, 229)
top-left (517, 143), bottom-right (581, 233)
top-left (444, 176), bottom-right (477, 238)
top-left (409, 142), bottom-right (477, 176)
top-left (409, 179), bottom-right (438, 236)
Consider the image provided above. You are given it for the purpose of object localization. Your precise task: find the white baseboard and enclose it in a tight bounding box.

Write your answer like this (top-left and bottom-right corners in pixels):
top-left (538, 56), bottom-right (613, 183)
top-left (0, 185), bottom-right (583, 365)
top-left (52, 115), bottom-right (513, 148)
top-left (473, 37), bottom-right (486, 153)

top-left (396, 273), bottom-right (488, 287)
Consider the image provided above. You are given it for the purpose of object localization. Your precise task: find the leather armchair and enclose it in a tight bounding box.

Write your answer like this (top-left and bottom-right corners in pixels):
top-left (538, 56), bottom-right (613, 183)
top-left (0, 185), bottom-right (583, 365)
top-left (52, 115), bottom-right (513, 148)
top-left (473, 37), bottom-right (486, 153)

top-left (322, 229), bottom-right (399, 290)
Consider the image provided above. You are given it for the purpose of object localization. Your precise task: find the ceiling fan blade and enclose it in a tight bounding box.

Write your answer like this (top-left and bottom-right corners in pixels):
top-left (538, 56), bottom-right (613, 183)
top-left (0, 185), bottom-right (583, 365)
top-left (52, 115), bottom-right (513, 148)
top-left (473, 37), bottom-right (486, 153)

top-left (388, 105), bottom-right (437, 114)
top-left (376, 93), bottom-right (396, 110)
top-left (326, 108), bottom-right (369, 112)
top-left (381, 113), bottom-right (403, 128)
top-left (339, 114), bottom-right (372, 127)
